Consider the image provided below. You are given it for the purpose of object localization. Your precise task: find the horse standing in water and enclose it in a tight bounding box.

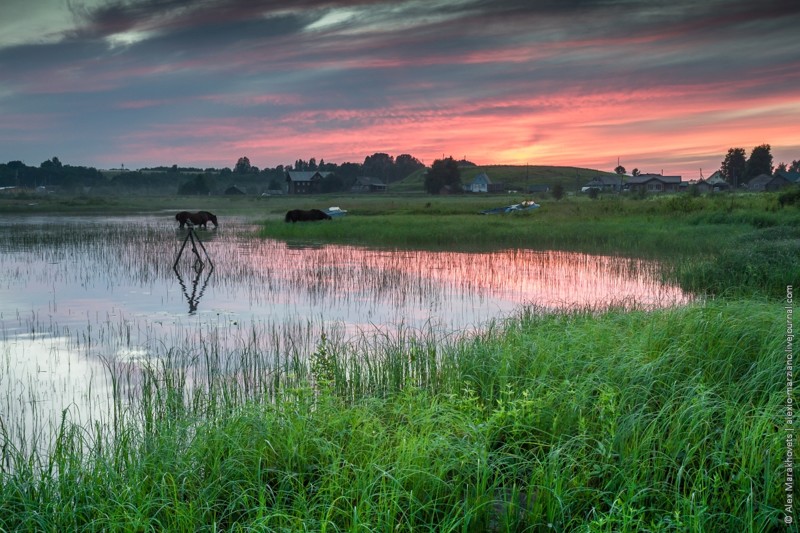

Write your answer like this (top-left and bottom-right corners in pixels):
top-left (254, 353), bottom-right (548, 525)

top-left (284, 209), bottom-right (332, 223)
top-left (175, 211), bottom-right (218, 229)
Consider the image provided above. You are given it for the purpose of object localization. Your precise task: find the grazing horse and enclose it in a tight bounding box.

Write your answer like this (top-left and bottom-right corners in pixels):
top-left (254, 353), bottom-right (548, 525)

top-left (175, 210), bottom-right (218, 229)
top-left (284, 209), bottom-right (332, 223)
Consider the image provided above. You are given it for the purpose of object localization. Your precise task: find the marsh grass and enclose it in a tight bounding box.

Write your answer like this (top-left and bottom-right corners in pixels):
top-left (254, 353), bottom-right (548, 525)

top-left (0, 196), bottom-right (793, 530)
top-left (0, 299), bottom-right (786, 531)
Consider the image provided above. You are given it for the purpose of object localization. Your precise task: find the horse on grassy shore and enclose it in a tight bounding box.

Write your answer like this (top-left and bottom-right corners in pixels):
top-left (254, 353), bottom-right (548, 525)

top-left (284, 209), bottom-right (332, 223)
top-left (175, 211), bottom-right (218, 229)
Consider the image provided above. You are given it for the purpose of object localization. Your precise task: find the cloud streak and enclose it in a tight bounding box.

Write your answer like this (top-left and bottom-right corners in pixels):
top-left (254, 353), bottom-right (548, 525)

top-left (0, 0), bottom-right (798, 176)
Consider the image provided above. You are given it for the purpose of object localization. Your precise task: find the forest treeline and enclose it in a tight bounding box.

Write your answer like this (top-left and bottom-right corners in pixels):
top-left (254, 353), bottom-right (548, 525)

top-left (0, 153), bottom-right (429, 195)
top-left (2, 144), bottom-right (797, 196)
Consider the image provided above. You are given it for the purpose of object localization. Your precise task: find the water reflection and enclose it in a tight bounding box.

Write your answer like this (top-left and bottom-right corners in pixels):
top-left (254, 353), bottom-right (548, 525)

top-left (173, 263), bottom-right (214, 314)
top-left (0, 214), bottom-right (693, 455)
top-left (173, 226), bottom-right (215, 270)
top-left (0, 215), bottom-right (692, 332)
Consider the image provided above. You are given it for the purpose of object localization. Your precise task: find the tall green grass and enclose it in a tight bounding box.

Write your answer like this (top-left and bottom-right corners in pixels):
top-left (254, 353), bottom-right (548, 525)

top-left (0, 300), bottom-right (787, 530)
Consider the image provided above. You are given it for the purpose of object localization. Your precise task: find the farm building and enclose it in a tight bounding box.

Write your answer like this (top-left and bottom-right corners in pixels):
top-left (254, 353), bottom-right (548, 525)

top-left (285, 170), bottom-right (331, 194)
top-left (625, 173), bottom-right (682, 193)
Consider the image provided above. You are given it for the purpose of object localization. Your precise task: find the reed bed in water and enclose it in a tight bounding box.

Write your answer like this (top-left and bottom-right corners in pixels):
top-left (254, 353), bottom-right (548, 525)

top-left (0, 298), bottom-right (786, 531)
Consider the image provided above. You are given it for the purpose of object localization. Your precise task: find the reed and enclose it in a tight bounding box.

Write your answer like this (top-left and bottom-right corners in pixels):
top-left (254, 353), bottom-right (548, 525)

top-left (0, 194), bottom-right (793, 530)
top-left (0, 299), bottom-right (787, 531)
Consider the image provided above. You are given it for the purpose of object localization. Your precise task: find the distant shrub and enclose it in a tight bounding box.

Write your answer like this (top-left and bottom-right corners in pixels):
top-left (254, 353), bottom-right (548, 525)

top-left (665, 194), bottom-right (703, 213)
top-left (778, 186), bottom-right (800, 207)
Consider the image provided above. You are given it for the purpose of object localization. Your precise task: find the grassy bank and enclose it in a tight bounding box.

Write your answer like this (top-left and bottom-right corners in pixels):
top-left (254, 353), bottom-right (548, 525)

top-left (258, 191), bottom-right (797, 254)
top-left (258, 192), bottom-right (800, 298)
top-left (1, 192), bottom-right (794, 530)
top-left (0, 299), bottom-right (786, 531)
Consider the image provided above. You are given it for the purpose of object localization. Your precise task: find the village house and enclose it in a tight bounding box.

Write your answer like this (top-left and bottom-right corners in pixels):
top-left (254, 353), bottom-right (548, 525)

top-left (625, 173), bottom-right (683, 193)
top-left (582, 175), bottom-right (623, 192)
top-left (285, 170), bottom-right (331, 194)
top-left (773, 170), bottom-right (800, 188)
top-left (224, 185), bottom-right (245, 195)
top-left (350, 176), bottom-right (387, 193)
top-left (467, 172), bottom-right (504, 193)
top-left (747, 172), bottom-right (798, 192)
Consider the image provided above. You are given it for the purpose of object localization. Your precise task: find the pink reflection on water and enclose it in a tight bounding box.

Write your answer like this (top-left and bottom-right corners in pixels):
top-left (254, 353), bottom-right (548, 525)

top-left (236, 242), bottom-right (691, 319)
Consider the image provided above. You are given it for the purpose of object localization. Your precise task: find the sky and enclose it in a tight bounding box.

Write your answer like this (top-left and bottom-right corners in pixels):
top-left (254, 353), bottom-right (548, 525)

top-left (1, 0), bottom-right (798, 178)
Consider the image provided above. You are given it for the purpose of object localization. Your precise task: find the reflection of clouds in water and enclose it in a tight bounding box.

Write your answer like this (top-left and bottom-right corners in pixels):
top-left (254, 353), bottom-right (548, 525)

top-left (0, 215), bottom-right (693, 354)
top-left (0, 334), bottom-right (114, 453)
top-left (0, 215), bottom-right (693, 453)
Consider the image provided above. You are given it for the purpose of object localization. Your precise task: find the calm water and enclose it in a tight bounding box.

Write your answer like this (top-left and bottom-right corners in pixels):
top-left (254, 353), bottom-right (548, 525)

top-left (0, 214), bottom-right (691, 448)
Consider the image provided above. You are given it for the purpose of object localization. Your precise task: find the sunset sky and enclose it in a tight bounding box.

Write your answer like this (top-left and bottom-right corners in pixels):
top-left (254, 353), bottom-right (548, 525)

top-left (1, 0), bottom-right (798, 178)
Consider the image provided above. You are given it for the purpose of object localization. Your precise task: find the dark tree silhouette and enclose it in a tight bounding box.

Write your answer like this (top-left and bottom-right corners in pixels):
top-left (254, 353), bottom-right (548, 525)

top-left (720, 148), bottom-right (746, 185)
top-left (745, 144), bottom-right (773, 180)
top-left (234, 156), bottom-right (252, 174)
top-left (424, 157), bottom-right (461, 194)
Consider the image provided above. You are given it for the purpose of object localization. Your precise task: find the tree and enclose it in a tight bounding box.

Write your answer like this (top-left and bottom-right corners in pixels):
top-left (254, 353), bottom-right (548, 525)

top-left (631, 168), bottom-right (640, 177)
top-left (363, 153), bottom-right (394, 181)
top-left (40, 157), bottom-right (62, 169)
top-left (320, 173), bottom-right (345, 193)
top-left (791, 160), bottom-right (800, 173)
top-left (745, 144), bottom-right (773, 180)
top-left (551, 183), bottom-right (565, 200)
top-left (178, 174), bottom-right (210, 195)
top-left (234, 156), bottom-right (252, 174)
top-left (720, 147), bottom-right (746, 185)
top-left (395, 154), bottom-right (424, 180)
top-left (424, 157), bottom-right (461, 194)
top-left (614, 165), bottom-right (626, 175)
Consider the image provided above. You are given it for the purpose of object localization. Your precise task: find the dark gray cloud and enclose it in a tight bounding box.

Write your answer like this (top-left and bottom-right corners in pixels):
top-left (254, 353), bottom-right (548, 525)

top-left (0, 0), bottom-right (798, 173)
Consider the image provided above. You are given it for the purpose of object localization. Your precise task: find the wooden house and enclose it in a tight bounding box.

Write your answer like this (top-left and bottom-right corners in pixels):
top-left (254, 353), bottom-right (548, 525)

top-left (747, 172), bottom-right (797, 192)
top-left (625, 173), bottom-right (682, 193)
top-left (351, 176), bottom-right (387, 193)
top-left (285, 170), bottom-right (330, 194)
top-left (467, 172), bottom-right (504, 193)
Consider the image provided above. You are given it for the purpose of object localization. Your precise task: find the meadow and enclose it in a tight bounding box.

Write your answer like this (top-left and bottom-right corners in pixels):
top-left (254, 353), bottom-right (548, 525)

top-left (0, 190), bottom-right (796, 531)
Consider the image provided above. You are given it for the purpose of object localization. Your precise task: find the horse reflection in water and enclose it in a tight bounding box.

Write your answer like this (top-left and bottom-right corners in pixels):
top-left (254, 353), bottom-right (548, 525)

top-left (173, 262), bottom-right (213, 314)
top-left (175, 211), bottom-right (218, 229)
top-left (173, 213), bottom-right (216, 313)
top-left (173, 229), bottom-right (214, 314)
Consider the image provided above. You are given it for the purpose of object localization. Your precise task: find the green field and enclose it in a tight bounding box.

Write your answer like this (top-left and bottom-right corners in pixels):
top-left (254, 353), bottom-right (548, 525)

top-left (0, 189), bottom-right (796, 530)
top-left (390, 164), bottom-right (616, 193)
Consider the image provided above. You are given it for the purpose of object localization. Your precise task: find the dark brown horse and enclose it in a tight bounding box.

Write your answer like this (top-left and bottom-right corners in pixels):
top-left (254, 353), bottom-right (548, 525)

top-left (284, 209), bottom-right (332, 223)
top-left (175, 211), bottom-right (218, 229)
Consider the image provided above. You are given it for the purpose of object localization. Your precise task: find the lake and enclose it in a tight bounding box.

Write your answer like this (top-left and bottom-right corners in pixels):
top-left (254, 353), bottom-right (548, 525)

top-left (0, 214), bottom-right (691, 452)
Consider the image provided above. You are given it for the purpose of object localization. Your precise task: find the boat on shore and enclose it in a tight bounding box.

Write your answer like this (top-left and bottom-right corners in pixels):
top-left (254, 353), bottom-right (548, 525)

top-left (325, 206), bottom-right (348, 218)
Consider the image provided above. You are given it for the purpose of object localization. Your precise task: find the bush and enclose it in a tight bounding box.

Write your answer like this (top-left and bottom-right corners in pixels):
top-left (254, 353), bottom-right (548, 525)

top-left (778, 186), bottom-right (800, 207)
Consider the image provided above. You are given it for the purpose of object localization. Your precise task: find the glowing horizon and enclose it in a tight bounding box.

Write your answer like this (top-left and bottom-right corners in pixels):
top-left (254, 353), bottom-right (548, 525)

top-left (1, 0), bottom-right (798, 178)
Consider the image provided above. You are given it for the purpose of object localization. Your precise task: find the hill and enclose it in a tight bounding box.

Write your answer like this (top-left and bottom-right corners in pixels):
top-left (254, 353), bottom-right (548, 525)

top-left (390, 164), bottom-right (617, 193)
